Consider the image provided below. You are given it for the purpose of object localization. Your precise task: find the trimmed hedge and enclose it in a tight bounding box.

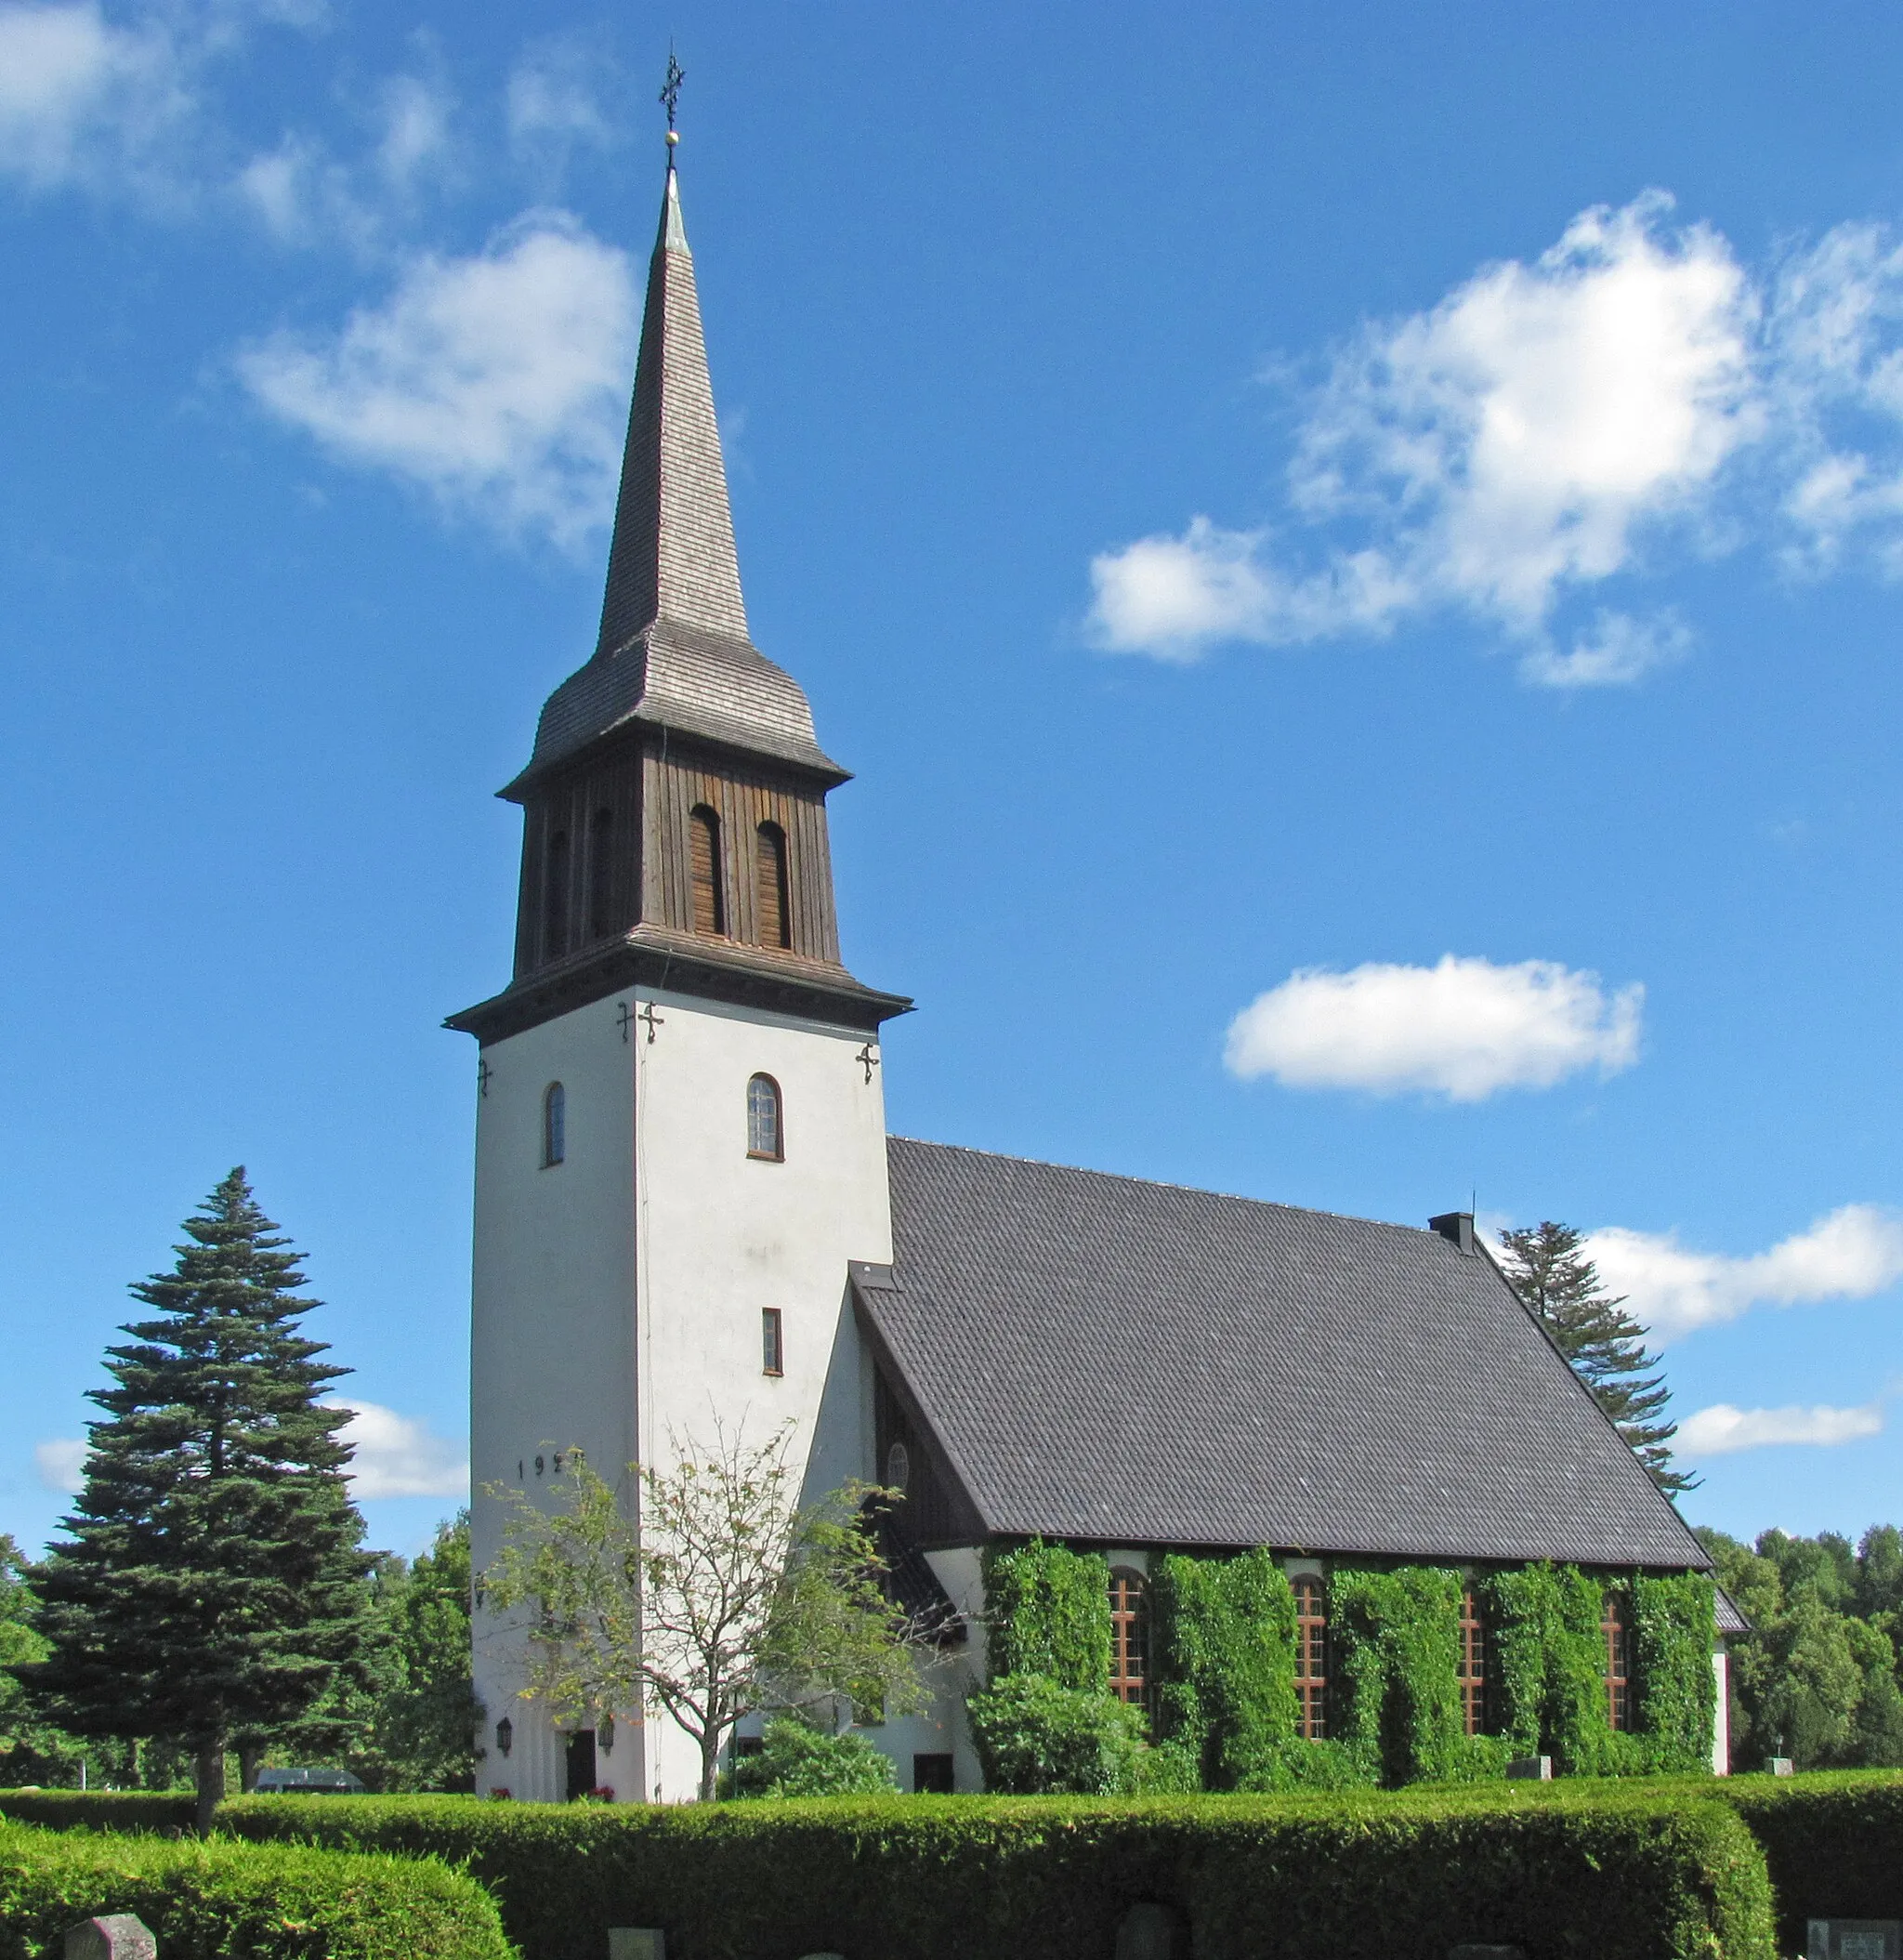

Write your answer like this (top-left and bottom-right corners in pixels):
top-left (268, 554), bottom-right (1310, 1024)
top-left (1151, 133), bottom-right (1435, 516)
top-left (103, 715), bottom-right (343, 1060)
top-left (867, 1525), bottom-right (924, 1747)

top-left (1713, 1769), bottom-right (1903, 1956)
top-left (0, 1818), bottom-right (512, 1960)
top-left (215, 1787), bottom-right (1773, 1960)
top-left (0, 1793), bottom-right (193, 1836)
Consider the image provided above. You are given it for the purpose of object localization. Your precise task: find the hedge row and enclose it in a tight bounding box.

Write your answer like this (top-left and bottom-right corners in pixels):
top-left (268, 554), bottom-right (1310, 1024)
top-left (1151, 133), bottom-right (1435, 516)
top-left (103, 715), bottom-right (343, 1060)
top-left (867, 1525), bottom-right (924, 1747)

top-left (214, 1787), bottom-right (1773, 1960)
top-left (0, 1818), bottom-right (512, 1960)
top-left (0, 1793), bottom-right (193, 1836)
top-left (1680, 1769), bottom-right (1902, 1958)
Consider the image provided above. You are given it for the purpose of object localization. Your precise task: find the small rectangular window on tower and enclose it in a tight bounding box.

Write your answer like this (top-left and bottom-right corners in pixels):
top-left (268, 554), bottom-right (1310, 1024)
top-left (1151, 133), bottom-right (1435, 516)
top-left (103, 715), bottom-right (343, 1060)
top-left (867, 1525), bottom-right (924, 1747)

top-left (761, 1308), bottom-right (784, 1376)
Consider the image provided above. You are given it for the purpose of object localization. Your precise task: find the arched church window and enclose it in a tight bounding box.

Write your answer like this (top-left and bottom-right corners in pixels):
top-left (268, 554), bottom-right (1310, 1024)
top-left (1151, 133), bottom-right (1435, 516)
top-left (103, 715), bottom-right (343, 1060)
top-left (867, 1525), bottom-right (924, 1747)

top-left (544, 828), bottom-right (571, 960)
top-left (689, 805), bottom-right (725, 936)
top-left (1459, 1585), bottom-right (1489, 1736)
top-left (755, 822), bottom-right (791, 950)
top-left (1293, 1573), bottom-right (1329, 1739)
top-left (1603, 1590), bottom-right (1632, 1731)
top-left (543, 1083), bottom-right (566, 1167)
top-left (1109, 1568), bottom-right (1150, 1716)
top-left (587, 808), bottom-right (615, 941)
top-left (746, 1073), bottom-right (782, 1160)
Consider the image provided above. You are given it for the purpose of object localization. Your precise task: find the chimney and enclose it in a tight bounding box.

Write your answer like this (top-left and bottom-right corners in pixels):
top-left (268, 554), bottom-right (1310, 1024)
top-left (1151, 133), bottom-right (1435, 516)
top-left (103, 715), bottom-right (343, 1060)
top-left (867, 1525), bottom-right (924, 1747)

top-left (1428, 1211), bottom-right (1476, 1256)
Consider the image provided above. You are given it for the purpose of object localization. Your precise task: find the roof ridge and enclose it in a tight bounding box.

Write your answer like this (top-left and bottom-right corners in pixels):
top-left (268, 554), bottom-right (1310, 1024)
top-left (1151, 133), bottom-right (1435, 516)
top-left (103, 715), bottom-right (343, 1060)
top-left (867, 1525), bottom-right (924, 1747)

top-left (885, 1134), bottom-right (1447, 1243)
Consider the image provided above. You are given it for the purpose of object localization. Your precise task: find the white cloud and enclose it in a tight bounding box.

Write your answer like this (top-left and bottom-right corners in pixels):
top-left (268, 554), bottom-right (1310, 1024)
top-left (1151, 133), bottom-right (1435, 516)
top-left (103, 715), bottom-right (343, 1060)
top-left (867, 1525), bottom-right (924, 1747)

top-left (325, 1400), bottom-right (467, 1500)
top-left (33, 1437), bottom-right (87, 1492)
top-left (0, 2), bottom-right (185, 191)
top-left (375, 72), bottom-right (451, 192)
top-left (506, 41), bottom-right (612, 161)
top-left (1092, 194), bottom-right (1903, 680)
top-left (1585, 1203), bottom-right (1903, 1343)
top-left (1676, 1401), bottom-right (1883, 1457)
top-left (1093, 194), bottom-right (1754, 677)
top-left (1224, 953), bottom-right (1642, 1101)
top-left (236, 214), bottom-right (636, 546)
top-left (1520, 607), bottom-right (1692, 688)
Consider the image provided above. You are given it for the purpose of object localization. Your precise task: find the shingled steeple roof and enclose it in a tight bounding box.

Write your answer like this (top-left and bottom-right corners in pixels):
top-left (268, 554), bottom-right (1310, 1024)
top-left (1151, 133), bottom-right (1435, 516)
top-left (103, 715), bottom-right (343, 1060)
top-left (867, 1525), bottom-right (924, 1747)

top-left (597, 164), bottom-right (748, 651)
top-left (508, 161), bottom-right (844, 793)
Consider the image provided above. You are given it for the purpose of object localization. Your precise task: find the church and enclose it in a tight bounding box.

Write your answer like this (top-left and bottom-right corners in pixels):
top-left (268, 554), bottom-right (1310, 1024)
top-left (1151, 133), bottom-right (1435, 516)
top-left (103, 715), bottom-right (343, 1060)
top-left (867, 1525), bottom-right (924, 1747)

top-left (453, 150), bottom-right (1733, 1805)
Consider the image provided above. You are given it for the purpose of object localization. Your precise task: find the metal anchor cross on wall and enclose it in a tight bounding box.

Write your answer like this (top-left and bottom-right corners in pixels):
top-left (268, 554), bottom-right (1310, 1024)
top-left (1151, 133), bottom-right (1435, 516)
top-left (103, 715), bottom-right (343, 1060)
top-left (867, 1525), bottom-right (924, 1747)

top-left (855, 1042), bottom-right (879, 1085)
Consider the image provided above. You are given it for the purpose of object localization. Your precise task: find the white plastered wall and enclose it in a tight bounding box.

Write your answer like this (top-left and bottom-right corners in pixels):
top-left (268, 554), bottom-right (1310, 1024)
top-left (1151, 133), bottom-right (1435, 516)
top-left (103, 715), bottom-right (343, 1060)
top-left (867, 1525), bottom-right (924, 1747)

top-left (470, 993), bottom-right (639, 1802)
top-left (469, 981), bottom-right (894, 1803)
top-left (1713, 1645), bottom-right (1730, 1775)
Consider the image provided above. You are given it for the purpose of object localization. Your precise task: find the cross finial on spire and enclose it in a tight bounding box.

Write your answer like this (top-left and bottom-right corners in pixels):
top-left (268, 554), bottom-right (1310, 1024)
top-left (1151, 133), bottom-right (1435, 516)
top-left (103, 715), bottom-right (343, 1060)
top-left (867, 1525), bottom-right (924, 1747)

top-left (660, 47), bottom-right (685, 150)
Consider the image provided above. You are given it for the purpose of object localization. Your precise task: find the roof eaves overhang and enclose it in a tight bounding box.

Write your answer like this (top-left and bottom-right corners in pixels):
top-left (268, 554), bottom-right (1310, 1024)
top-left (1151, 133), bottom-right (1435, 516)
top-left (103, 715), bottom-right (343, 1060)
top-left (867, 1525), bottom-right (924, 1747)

top-left (448, 935), bottom-right (913, 1044)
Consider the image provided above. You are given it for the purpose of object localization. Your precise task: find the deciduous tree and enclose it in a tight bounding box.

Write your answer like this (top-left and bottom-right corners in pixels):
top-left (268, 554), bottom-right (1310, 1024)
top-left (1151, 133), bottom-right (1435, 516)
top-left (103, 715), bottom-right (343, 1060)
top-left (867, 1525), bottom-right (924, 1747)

top-left (482, 1427), bottom-right (931, 1801)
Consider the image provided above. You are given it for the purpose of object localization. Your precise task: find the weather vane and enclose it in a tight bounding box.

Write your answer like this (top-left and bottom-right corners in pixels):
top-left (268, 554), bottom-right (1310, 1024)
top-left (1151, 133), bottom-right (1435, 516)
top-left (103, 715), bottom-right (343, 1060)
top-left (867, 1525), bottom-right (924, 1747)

top-left (660, 47), bottom-right (685, 148)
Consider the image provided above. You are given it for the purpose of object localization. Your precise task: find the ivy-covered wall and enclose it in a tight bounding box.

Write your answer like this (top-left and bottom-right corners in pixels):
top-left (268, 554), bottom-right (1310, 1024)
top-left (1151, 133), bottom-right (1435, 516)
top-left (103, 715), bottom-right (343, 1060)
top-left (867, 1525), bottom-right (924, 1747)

top-left (1483, 1562), bottom-right (1615, 1773)
top-left (1634, 1572), bottom-right (1720, 1772)
top-left (977, 1544), bottom-right (1717, 1793)
top-left (1331, 1565), bottom-right (1516, 1784)
top-left (1149, 1549), bottom-right (1297, 1789)
top-left (981, 1541), bottom-right (1110, 1690)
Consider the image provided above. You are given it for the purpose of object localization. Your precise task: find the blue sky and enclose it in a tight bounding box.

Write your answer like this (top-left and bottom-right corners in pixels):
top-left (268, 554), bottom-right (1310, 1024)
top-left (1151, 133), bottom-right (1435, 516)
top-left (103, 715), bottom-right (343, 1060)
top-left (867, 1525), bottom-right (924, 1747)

top-left (4, 0), bottom-right (1902, 1558)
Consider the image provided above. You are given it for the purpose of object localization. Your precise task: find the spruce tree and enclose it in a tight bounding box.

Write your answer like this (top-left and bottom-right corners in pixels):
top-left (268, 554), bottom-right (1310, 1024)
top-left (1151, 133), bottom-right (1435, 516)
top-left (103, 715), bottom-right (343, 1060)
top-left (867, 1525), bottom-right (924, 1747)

top-left (1495, 1220), bottom-right (1698, 1496)
top-left (28, 1169), bottom-right (375, 1830)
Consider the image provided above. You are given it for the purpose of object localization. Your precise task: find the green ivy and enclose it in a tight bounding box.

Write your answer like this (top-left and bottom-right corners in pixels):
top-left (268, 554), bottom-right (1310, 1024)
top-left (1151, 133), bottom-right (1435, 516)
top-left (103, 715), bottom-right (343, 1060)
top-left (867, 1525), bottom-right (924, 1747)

top-left (1149, 1550), bottom-right (1296, 1788)
top-left (1331, 1567), bottom-right (1467, 1785)
top-left (1634, 1572), bottom-right (1718, 1772)
top-left (981, 1542), bottom-right (1111, 1690)
top-left (979, 1545), bottom-right (1714, 1791)
top-left (1485, 1564), bottom-right (1635, 1774)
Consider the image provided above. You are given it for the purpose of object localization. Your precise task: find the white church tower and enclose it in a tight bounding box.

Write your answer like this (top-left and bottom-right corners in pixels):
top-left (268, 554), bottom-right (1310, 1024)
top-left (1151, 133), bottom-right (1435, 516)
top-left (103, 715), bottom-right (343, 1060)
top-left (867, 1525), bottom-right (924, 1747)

top-left (451, 146), bottom-right (911, 1804)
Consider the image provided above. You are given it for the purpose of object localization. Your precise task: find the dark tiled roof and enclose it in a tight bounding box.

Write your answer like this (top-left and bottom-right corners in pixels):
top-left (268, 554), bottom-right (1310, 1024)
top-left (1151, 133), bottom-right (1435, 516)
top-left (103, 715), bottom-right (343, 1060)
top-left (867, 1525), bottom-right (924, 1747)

top-left (860, 1139), bottom-right (1713, 1573)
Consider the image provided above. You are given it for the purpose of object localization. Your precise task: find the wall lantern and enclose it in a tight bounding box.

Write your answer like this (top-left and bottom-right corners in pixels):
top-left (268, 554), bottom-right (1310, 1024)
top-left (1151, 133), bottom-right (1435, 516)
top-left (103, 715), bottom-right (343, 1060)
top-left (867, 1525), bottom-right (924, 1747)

top-left (599, 1714), bottom-right (615, 1753)
top-left (495, 1717), bottom-right (513, 1757)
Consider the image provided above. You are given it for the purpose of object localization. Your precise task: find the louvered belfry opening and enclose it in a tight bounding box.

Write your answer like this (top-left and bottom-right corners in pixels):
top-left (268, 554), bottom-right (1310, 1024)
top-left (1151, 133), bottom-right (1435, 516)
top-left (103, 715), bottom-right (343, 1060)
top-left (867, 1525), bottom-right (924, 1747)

top-left (587, 808), bottom-right (616, 941)
top-left (689, 805), bottom-right (725, 936)
top-left (755, 822), bottom-right (791, 949)
top-left (543, 829), bottom-right (571, 961)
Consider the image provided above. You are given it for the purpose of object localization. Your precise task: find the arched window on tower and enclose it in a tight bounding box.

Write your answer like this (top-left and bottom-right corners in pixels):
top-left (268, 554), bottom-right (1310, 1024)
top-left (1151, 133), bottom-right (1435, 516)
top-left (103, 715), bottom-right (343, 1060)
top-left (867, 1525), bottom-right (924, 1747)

top-left (755, 822), bottom-right (791, 950)
top-left (1293, 1573), bottom-right (1329, 1740)
top-left (689, 806), bottom-right (725, 936)
top-left (543, 1083), bottom-right (566, 1167)
top-left (746, 1072), bottom-right (782, 1160)
top-left (587, 808), bottom-right (615, 941)
top-left (1603, 1590), bottom-right (1632, 1731)
top-left (1459, 1585), bottom-right (1489, 1736)
top-left (543, 828), bottom-right (571, 961)
top-left (1109, 1568), bottom-right (1151, 1718)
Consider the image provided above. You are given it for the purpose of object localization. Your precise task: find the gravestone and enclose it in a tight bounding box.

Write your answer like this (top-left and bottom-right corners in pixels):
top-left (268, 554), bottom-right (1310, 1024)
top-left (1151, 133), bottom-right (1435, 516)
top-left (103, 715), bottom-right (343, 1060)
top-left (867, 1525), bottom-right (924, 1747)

top-left (1504, 1756), bottom-right (1552, 1780)
top-left (1116, 1901), bottom-right (1184, 1960)
top-left (1766, 1756), bottom-right (1795, 1777)
top-left (65, 1917), bottom-right (156, 1960)
top-left (1808, 1922), bottom-right (1902, 1960)
top-left (607, 1932), bottom-right (663, 1960)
